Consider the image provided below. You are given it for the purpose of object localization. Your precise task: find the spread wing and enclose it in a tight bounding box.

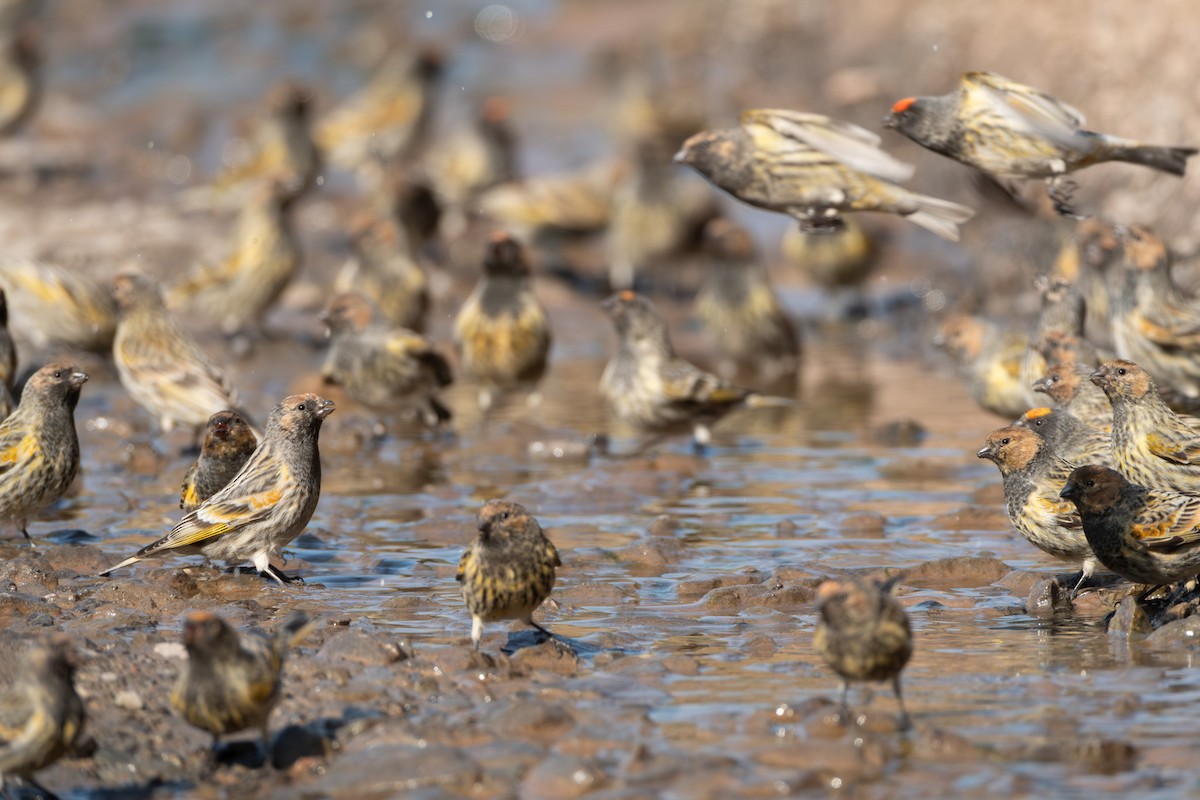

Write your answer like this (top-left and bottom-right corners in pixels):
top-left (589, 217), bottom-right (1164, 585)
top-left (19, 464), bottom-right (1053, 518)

top-left (740, 108), bottom-right (915, 182)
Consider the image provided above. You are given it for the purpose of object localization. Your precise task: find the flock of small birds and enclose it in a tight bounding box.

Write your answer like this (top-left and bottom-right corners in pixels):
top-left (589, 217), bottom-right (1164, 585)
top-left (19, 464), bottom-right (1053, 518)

top-left (0, 3), bottom-right (1197, 796)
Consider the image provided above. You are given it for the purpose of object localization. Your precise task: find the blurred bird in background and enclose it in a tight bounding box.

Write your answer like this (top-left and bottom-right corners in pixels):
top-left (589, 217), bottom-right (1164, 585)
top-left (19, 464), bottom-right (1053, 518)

top-left (333, 214), bottom-right (429, 333)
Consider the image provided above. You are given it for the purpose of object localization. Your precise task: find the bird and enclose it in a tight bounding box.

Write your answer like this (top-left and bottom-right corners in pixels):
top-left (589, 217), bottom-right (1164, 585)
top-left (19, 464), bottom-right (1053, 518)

top-left (780, 216), bottom-right (878, 295)
top-left (0, 287), bottom-right (17, 419)
top-left (99, 393), bottom-right (334, 584)
top-left (168, 180), bottom-right (300, 337)
top-left (0, 363), bottom-right (87, 538)
top-left (1109, 225), bottom-right (1200, 400)
top-left (171, 610), bottom-right (312, 756)
top-left (1063, 218), bottom-right (1122, 349)
top-left (1031, 362), bottom-right (1113, 433)
top-left (676, 108), bottom-right (975, 240)
top-left (1061, 464), bottom-right (1200, 589)
top-left (977, 425), bottom-right (1096, 592)
top-left (933, 314), bottom-right (1029, 418)
top-left (453, 231), bottom-right (551, 412)
top-left (426, 95), bottom-right (518, 239)
top-left (0, 258), bottom-right (117, 353)
top-left (1014, 406), bottom-right (1110, 467)
top-left (814, 575), bottom-right (913, 730)
top-left (884, 72), bottom-right (1197, 214)
top-left (456, 499), bottom-right (562, 651)
top-left (319, 292), bottom-right (453, 430)
top-left (694, 218), bottom-right (800, 381)
top-left (111, 271), bottom-right (250, 436)
top-left (600, 290), bottom-right (791, 451)
top-left (0, 635), bottom-right (86, 796)
top-left (0, 24), bottom-right (38, 138)
top-left (1019, 276), bottom-right (1085, 409)
top-left (333, 214), bottom-right (429, 333)
top-left (1091, 359), bottom-right (1200, 493)
top-left (477, 159), bottom-right (619, 246)
top-left (180, 410), bottom-right (258, 513)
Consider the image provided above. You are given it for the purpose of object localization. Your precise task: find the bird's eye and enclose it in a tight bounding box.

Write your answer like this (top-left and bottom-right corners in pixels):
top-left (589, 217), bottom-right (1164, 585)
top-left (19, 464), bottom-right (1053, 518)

top-left (1085, 479), bottom-right (1095, 487)
top-left (1000, 437), bottom-right (1010, 446)
top-left (1117, 368), bottom-right (1127, 376)
top-left (499, 512), bottom-right (509, 521)
top-left (1035, 419), bottom-right (1044, 427)
top-left (52, 370), bottom-right (61, 379)
top-left (297, 403), bottom-right (306, 411)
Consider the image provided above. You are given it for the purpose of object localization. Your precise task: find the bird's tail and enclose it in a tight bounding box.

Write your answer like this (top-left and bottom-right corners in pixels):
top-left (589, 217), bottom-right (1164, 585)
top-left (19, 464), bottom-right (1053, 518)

top-left (98, 555), bottom-right (142, 578)
top-left (743, 394), bottom-right (796, 409)
top-left (1106, 142), bottom-right (1197, 177)
top-left (905, 193), bottom-right (976, 242)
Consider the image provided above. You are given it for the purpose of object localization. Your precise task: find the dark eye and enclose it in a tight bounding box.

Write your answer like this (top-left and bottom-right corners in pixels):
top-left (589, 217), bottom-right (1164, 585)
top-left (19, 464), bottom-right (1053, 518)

top-left (1117, 368), bottom-right (1127, 376)
top-left (52, 370), bottom-right (61, 379)
top-left (1001, 437), bottom-right (1010, 446)
top-left (499, 512), bottom-right (509, 521)
top-left (297, 403), bottom-right (306, 411)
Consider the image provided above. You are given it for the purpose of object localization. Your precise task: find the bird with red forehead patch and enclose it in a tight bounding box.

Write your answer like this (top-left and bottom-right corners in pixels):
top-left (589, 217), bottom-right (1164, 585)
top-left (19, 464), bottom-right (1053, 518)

top-left (885, 72), bottom-right (1196, 215)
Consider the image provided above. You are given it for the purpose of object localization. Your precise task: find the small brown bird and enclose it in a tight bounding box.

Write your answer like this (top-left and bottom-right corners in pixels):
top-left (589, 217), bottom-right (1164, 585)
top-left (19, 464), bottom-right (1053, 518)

top-left (100, 393), bottom-right (333, 584)
top-left (934, 314), bottom-right (1029, 418)
top-left (814, 575), bottom-right (913, 729)
top-left (0, 635), bottom-right (85, 795)
top-left (1067, 218), bottom-right (1122, 349)
top-left (601, 290), bottom-right (790, 450)
top-left (477, 159), bottom-right (619, 245)
top-left (320, 292), bottom-right (452, 429)
top-left (885, 72), bottom-right (1197, 214)
top-left (171, 610), bottom-right (311, 755)
top-left (180, 411), bottom-right (258, 512)
top-left (1061, 465), bottom-right (1200, 588)
top-left (1092, 359), bottom-right (1200, 493)
top-left (0, 363), bottom-right (87, 538)
top-left (780, 216), bottom-right (878, 293)
top-left (1014, 406), bottom-right (1110, 468)
top-left (168, 181), bottom-right (300, 337)
top-left (427, 96), bottom-right (518, 239)
top-left (676, 109), bottom-right (974, 240)
top-left (456, 500), bottom-right (561, 650)
top-left (1019, 277), bottom-right (1085, 408)
top-left (1109, 225), bottom-right (1200, 400)
top-left (694, 218), bottom-right (800, 381)
top-left (0, 26), bottom-right (39, 138)
top-left (1031, 362), bottom-right (1113, 432)
top-left (112, 271), bottom-right (249, 436)
top-left (333, 215), bottom-right (429, 332)
top-left (1032, 329), bottom-right (1100, 374)
top-left (453, 232), bottom-right (551, 411)
top-left (977, 425), bottom-right (1095, 591)
top-left (0, 258), bottom-right (117, 353)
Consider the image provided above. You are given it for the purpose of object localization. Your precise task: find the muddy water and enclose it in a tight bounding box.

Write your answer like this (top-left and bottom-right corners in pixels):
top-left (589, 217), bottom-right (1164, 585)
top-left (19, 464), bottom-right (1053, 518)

top-left (1, 1), bottom-right (1198, 798)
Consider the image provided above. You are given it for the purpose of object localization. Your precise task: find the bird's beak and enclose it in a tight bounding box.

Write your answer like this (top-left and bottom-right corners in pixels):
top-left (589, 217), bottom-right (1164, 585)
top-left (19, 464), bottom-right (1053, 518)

top-left (881, 113), bottom-right (897, 129)
top-left (672, 147), bottom-right (688, 164)
top-left (1031, 377), bottom-right (1051, 393)
top-left (1059, 480), bottom-right (1077, 500)
top-left (70, 371), bottom-right (89, 386)
top-left (975, 444), bottom-right (994, 460)
top-left (1089, 368), bottom-right (1106, 387)
top-left (316, 398), bottom-right (335, 419)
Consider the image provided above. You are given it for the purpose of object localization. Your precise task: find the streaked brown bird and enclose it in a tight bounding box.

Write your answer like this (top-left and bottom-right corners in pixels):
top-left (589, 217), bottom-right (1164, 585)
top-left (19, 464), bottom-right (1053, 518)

top-left (814, 575), bottom-right (913, 730)
top-left (100, 393), bottom-right (333, 584)
top-left (0, 258), bottom-right (117, 352)
top-left (334, 215), bottom-right (429, 333)
top-left (168, 180), bottom-right (300, 337)
top-left (934, 314), bottom-right (1029, 418)
top-left (477, 159), bottom-right (619, 246)
top-left (320, 292), bottom-right (452, 429)
top-left (601, 290), bottom-right (791, 451)
top-left (0, 25), bottom-right (38, 137)
top-left (171, 610), bottom-right (311, 755)
top-left (0, 363), bottom-right (86, 538)
top-left (457, 499), bottom-right (561, 650)
top-left (1031, 362), bottom-right (1113, 433)
top-left (780, 216), bottom-right (877, 293)
top-left (1019, 276), bottom-right (1085, 409)
top-left (453, 232), bottom-right (551, 412)
top-left (1061, 465), bottom-right (1200, 589)
top-left (885, 72), bottom-right (1196, 214)
top-left (112, 271), bottom-right (249, 436)
top-left (427, 96), bottom-right (518, 239)
top-left (676, 109), bottom-right (974, 240)
top-left (180, 410), bottom-right (258, 512)
top-left (0, 635), bottom-right (85, 796)
top-left (695, 218), bottom-right (800, 381)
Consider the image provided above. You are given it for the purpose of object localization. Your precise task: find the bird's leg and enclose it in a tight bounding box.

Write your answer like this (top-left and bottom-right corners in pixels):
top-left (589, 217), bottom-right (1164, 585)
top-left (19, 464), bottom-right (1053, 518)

top-left (261, 726), bottom-right (273, 769)
top-left (893, 675), bottom-right (912, 731)
top-left (263, 564), bottom-right (304, 585)
top-left (1047, 177), bottom-right (1084, 219)
top-left (472, 616), bottom-right (483, 650)
top-left (838, 680), bottom-right (853, 726)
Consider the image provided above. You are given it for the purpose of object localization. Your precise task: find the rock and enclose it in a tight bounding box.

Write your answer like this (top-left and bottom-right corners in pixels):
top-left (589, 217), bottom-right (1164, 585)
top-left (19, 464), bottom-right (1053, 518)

top-left (675, 572), bottom-right (763, 601)
top-left (0, 554), bottom-right (58, 594)
top-left (700, 582), bottom-right (816, 611)
top-left (838, 511), bottom-right (886, 537)
top-left (317, 631), bottom-right (404, 666)
top-left (929, 506), bottom-right (1009, 531)
top-left (271, 724), bottom-right (333, 769)
top-left (310, 743), bottom-right (478, 797)
top-left (905, 556), bottom-right (1010, 589)
top-left (661, 655), bottom-right (700, 676)
top-left (1026, 578), bottom-right (1072, 617)
top-left (40, 543), bottom-right (113, 576)
top-left (494, 699), bottom-right (575, 742)
top-left (1145, 613), bottom-right (1200, 643)
top-left (1109, 596), bottom-right (1152, 636)
top-left (520, 754), bottom-right (602, 799)
top-left (113, 690), bottom-right (143, 710)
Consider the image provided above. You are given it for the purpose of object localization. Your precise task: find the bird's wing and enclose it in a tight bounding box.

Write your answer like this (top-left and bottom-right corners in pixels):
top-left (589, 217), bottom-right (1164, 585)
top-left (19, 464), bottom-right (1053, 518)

top-left (963, 72), bottom-right (1086, 138)
top-left (741, 108), bottom-right (915, 182)
top-left (0, 424), bottom-right (35, 479)
top-left (660, 359), bottom-right (749, 409)
top-left (1146, 430), bottom-right (1200, 465)
top-left (1134, 491), bottom-right (1200, 551)
top-left (455, 549), bottom-right (471, 583)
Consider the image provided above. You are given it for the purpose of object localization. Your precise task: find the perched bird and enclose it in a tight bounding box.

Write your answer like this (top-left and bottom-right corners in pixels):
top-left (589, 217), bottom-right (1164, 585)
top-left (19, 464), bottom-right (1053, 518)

top-left (0, 25), bottom-right (37, 137)
top-left (333, 215), bottom-right (429, 332)
top-left (976, 425), bottom-right (1095, 590)
top-left (477, 159), bottom-right (618, 245)
top-left (319, 292), bottom-right (452, 429)
top-left (1032, 328), bottom-right (1100, 373)
top-left (606, 135), bottom-right (718, 290)
top-left (1019, 277), bottom-right (1085, 408)
top-left (456, 500), bottom-right (561, 650)
top-left (1109, 225), bottom-right (1200, 399)
top-left (99, 393), bottom-right (334, 584)
top-left (454, 232), bottom-right (551, 411)
top-left (180, 410), bottom-right (258, 512)
top-left (202, 81), bottom-right (319, 205)
top-left (168, 181), bottom-right (300, 337)
top-left (933, 314), bottom-right (1029, 418)
top-left (112, 271), bottom-right (249, 436)
top-left (427, 96), bottom-right (518, 239)
top-left (601, 290), bottom-right (790, 450)
top-left (1092, 359), bottom-right (1200, 493)
top-left (171, 610), bottom-right (311, 754)
top-left (0, 635), bottom-right (85, 795)
top-left (0, 258), bottom-right (117, 352)
top-left (676, 108), bottom-right (975, 240)
top-left (1031, 362), bottom-right (1113, 432)
top-left (694, 218), bottom-right (800, 381)
top-left (780, 216), bottom-right (878, 294)
top-left (317, 47), bottom-right (443, 177)
top-left (1065, 218), bottom-right (1122, 349)
top-left (0, 363), bottom-right (87, 538)
top-left (814, 575), bottom-right (913, 729)
top-left (885, 72), bottom-right (1197, 214)
top-left (1014, 406), bottom-right (1109, 468)
top-left (1061, 465), bottom-right (1200, 588)
top-left (0, 288), bottom-right (17, 419)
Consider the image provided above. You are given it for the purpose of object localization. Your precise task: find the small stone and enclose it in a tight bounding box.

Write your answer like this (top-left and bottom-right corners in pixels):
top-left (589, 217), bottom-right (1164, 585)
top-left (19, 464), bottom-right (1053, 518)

top-left (153, 642), bottom-right (187, 660)
top-left (1026, 578), bottom-right (1072, 617)
top-left (113, 690), bottom-right (143, 710)
top-left (1109, 596), bottom-right (1151, 635)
